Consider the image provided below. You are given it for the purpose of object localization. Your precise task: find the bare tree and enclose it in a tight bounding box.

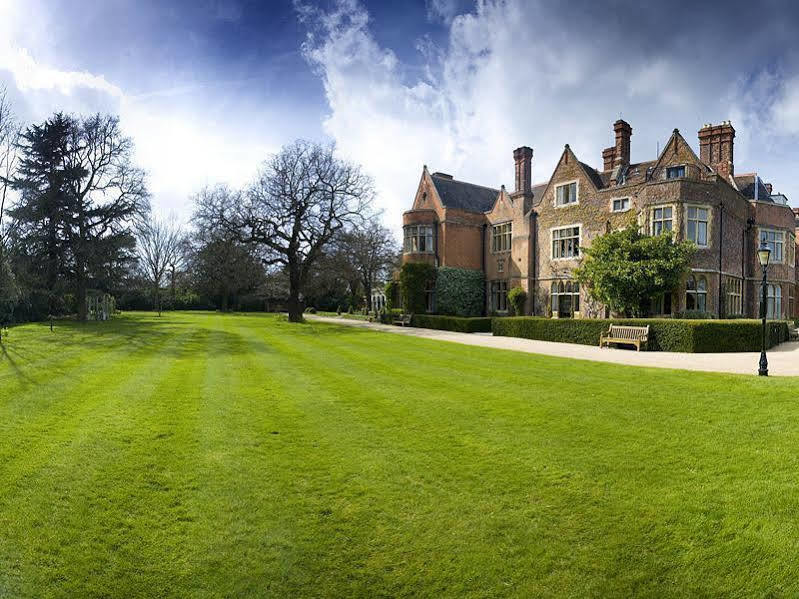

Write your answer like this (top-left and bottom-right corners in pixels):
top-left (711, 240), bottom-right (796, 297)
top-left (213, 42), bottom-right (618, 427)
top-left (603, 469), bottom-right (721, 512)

top-left (196, 141), bottom-right (374, 322)
top-left (340, 220), bottom-right (399, 311)
top-left (0, 87), bottom-right (19, 257)
top-left (63, 114), bottom-right (150, 320)
top-left (137, 216), bottom-right (182, 316)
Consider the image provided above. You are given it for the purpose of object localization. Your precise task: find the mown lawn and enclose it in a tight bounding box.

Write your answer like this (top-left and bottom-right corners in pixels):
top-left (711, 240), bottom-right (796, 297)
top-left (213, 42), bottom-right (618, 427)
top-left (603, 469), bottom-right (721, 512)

top-left (2, 311), bottom-right (799, 597)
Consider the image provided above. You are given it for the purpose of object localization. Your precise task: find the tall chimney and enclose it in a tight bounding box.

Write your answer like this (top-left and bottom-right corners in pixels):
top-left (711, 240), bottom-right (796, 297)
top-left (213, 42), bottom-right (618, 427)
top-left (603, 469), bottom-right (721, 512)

top-left (513, 146), bottom-right (533, 194)
top-left (602, 120), bottom-right (632, 170)
top-left (613, 119), bottom-right (632, 168)
top-left (699, 121), bottom-right (735, 177)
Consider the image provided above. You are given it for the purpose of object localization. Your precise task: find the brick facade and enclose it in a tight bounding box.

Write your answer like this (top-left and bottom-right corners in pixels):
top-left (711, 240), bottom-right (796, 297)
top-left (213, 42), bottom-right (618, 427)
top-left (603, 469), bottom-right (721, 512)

top-left (402, 120), bottom-right (797, 319)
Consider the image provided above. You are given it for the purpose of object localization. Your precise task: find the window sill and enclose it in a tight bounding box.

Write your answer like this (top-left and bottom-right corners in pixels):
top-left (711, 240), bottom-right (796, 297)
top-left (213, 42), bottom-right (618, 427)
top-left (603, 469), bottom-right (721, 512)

top-left (554, 202), bottom-right (579, 209)
top-left (551, 256), bottom-right (580, 262)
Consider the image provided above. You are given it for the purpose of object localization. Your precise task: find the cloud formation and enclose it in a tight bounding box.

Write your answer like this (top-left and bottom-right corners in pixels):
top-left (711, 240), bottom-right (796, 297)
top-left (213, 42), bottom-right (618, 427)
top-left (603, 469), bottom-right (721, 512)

top-left (300, 0), bottom-right (799, 234)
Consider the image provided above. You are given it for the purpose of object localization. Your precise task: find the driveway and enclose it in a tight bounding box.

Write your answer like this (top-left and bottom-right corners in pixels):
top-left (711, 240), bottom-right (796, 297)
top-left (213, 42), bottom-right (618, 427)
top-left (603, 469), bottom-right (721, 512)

top-left (307, 315), bottom-right (799, 377)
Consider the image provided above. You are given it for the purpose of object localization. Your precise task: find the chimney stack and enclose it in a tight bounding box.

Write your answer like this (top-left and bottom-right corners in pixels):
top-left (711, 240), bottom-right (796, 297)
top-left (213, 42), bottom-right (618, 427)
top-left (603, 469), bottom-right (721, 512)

top-left (513, 146), bottom-right (533, 194)
top-left (602, 119), bottom-right (632, 170)
top-left (699, 121), bottom-right (735, 177)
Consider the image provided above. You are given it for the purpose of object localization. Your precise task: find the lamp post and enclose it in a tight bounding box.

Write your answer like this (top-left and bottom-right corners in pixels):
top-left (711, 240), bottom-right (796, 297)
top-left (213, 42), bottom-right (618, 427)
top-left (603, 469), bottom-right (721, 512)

top-left (758, 240), bottom-right (771, 376)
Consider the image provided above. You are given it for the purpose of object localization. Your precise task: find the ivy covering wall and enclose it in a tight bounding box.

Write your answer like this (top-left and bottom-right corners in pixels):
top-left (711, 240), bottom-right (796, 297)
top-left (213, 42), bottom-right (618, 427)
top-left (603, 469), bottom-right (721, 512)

top-left (434, 267), bottom-right (485, 317)
top-left (399, 262), bottom-right (437, 314)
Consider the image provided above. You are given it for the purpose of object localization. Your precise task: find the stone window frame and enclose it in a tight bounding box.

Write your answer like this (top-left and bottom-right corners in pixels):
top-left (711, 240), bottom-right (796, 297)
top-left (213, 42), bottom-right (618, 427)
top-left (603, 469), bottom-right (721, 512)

top-left (550, 280), bottom-right (580, 318)
top-left (491, 220), bottom-right (512, 253)
top-left (724, 276), bottom-right (742, 316)
top-left (550, 223), bottom-right (582, 261)
top-left (685, 273), bottom-right (708, 312)
top-left (403, 224), bottom-right (434, 254)
top-left (554, 179), bottom-right (579, 208)
top-left (490, 280), bottom-right (509, 313)
top-left (758, 227), bottom-right (785, 265)
top-left (764, 284), bottom-right (782, 319)
top-left (650, 204), bottom-right (675, 236)
top-left (684, 203), bottom-right (712, 248)
top-left (610, 196), bottom-right (631, 213)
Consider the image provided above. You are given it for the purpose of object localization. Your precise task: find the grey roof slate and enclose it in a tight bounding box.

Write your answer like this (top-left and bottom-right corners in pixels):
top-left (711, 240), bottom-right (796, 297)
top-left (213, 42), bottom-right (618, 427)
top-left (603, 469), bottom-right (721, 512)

top-left (431, 174), bottom-right (499, 213)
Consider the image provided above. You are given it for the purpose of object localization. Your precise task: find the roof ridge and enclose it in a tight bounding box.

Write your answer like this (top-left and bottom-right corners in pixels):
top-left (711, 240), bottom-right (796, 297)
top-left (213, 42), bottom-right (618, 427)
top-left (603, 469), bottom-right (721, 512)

top-left (432, 175), bottom-right (499, 193)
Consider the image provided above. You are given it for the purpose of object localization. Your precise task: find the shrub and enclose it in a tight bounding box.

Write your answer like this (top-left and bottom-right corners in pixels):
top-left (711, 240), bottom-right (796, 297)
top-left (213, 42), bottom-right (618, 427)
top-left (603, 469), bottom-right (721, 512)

top-left (507, 286), bottom-right (527, 316)
top-left (676, 310), bottom-right (715, 319)
top-left (412, 314), bottom-right (492, 333)
top-left (379, 308), bottom-right (403, 324)
top-left (434, 267), bottom-right (485, 316)
top-left (384, 281), bottom-right (397, 311)
top-left (491, 317), bottom-right (789, 353)
top-left (399, 262), bottom-right (436, 314)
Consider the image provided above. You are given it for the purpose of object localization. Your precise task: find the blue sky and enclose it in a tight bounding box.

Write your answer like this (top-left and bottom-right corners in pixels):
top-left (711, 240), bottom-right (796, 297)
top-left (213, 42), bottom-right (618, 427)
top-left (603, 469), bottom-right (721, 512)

top-left (2, 0), bottom-right (799, 232)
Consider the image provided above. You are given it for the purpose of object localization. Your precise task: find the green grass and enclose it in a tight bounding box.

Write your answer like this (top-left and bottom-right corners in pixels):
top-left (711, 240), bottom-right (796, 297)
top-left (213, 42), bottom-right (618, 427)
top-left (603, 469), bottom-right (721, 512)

top-left (316, 310), bottom-right (371, 321)
top-left (2, 311), bottom-right (799, 596)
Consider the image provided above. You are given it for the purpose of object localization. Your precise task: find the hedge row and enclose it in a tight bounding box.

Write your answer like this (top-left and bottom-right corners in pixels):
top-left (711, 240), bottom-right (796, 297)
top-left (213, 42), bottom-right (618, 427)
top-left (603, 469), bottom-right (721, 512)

top-left (411, 314), bottom-right (493, 333)
top-left (491, 317), bottom-right (789, 353)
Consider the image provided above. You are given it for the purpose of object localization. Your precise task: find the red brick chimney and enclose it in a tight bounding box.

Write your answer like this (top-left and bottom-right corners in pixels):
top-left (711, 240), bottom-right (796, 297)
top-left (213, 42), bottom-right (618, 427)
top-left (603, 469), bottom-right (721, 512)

top-left (513, 146), bottom-right (533, 194)
top-left (699, 121), bottom-right (735, 177)
top-left (602, 119), bottom-right (632, 171)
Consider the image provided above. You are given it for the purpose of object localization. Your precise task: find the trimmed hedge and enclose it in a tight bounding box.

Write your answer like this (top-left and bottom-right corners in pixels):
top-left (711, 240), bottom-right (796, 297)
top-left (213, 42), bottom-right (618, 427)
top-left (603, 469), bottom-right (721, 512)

top-left (434, 267), bottom-right (485, 317)
top-left (412, 314), bottom-right (493, 333)
top-left (492, 317), bottom-right (789, 353)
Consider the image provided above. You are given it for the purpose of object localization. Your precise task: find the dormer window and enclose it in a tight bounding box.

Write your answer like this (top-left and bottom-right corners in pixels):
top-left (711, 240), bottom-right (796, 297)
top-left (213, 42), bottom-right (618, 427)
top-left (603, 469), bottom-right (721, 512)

top-left (555, 181), bottom-right (578, 206)
top-left (666, 165), bottom-right (685, 179)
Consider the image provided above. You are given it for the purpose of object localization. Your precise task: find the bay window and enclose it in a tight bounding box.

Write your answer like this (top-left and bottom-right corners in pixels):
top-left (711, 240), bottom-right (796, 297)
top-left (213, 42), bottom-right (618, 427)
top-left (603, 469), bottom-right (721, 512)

top-left (403, 225), bottom-right (434, 254)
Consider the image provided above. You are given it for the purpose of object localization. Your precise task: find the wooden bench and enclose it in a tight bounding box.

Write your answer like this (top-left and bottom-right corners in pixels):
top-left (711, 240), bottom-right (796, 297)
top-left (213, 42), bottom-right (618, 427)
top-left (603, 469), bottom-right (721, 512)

top-left (599, 324), bottom-right (649, 351)
top-left (393, 313), bottom-right (413, 327)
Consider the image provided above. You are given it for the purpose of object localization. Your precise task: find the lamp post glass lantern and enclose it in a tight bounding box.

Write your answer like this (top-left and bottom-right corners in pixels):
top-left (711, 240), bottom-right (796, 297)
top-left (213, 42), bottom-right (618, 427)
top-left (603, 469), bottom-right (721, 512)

top-left (758, 240), bottom-right (771, 376)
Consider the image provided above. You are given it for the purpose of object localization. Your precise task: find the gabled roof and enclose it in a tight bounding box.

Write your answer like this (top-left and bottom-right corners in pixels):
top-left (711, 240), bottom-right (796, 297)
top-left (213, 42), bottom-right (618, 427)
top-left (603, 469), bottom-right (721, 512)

top-left (430, 173), bottom-right (499, 213)
top-left (734, 173), bottom-right (773, 202)
top-left (579, 161), bottom-right (605, 190)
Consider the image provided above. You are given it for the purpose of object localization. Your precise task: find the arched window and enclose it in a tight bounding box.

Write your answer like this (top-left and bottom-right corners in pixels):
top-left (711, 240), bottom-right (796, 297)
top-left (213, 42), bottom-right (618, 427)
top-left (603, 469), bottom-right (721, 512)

top-left (685, 275), bottom-right (707, 312)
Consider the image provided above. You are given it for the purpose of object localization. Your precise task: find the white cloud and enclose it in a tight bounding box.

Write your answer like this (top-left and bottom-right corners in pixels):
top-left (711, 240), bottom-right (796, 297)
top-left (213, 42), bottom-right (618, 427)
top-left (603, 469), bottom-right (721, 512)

top-left (301, 0), bottom-right (799, 234)
top-left (0, 1), bottom-right (280, 223)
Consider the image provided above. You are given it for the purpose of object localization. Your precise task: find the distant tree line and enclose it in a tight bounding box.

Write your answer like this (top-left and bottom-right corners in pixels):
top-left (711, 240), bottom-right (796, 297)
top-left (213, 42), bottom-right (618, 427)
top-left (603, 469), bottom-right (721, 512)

top-left (0, 89), bottom-right (399, 325)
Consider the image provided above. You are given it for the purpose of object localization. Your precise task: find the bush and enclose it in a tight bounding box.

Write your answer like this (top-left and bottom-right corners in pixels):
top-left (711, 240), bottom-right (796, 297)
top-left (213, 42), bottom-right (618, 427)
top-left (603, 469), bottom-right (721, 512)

top-left (384, 281), bottom-right (397, 311)
top-left (507, 286), bottom-right (527, 316)
top-left (434, 267), bottom-right (485, 316)
top-left (412, 314), bottom-right (492, 333)
top-left (675, 310), bottom-right (715, 319)
top-left (399, 262), bottom-right (436, 314)
top-left (491, 317), bottom-right (789, 353)
top-left (379, 308), bottom-right (403, 324)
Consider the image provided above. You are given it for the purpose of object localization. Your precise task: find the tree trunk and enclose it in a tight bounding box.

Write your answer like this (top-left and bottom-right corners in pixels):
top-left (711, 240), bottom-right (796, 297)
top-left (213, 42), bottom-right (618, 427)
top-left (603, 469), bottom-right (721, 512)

top-left (221, 292), bottom-right (229, 312)
top-left (76, 266), bottom-right (87, 321)
top-left (287, 263), bottom-right (304, 322)
top-left (154, 283), bottom-right (161, 316)
top-left (287, 289), bottom-right (303, 322)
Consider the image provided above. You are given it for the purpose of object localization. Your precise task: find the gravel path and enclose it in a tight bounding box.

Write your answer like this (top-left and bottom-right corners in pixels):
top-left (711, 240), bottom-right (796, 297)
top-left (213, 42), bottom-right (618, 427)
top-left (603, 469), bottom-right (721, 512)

top-left (307, 315), bottom-right (799, 377)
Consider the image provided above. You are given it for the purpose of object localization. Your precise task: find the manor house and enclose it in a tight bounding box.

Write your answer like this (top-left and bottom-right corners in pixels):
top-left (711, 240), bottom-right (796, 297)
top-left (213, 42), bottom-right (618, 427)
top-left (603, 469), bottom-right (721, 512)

top-left (402, 120), bottom-right (797, 319)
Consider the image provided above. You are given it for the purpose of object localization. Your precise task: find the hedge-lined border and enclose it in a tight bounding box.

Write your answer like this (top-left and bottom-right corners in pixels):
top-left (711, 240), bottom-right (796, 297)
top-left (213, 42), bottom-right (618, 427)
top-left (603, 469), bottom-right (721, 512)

top-left (412, 314), bottom-right (493, 333)
top-left (491, 317), bottom-right (789, 353)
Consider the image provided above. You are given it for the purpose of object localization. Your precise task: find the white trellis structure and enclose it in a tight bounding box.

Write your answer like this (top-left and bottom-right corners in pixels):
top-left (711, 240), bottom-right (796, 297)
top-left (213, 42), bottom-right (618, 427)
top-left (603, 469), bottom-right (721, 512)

top-left (86, 292), bottom-right (116, 321)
